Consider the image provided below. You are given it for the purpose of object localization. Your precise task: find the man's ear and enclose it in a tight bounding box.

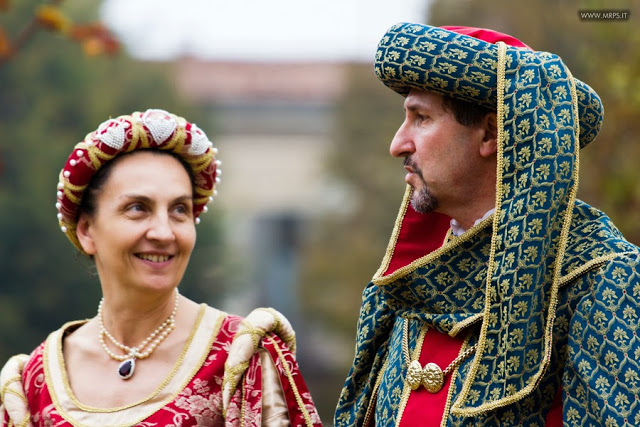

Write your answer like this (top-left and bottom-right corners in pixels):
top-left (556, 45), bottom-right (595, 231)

top-left (76, 214), bottom-right (97, 255)
top-left (479, 112), bottom-right (498, 158)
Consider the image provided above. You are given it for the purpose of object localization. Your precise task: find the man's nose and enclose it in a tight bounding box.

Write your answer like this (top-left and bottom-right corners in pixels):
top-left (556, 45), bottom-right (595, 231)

top-left (390, 120), bottom-right (414, 158)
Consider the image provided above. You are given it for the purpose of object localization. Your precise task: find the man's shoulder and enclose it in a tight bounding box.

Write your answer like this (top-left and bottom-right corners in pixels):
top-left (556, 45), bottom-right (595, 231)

top-left (561, 200), bottom-right (639, 279)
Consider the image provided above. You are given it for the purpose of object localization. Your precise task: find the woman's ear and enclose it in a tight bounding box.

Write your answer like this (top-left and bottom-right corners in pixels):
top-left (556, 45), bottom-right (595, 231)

top-left (76, 214), bottom-right (97, 255)
top-left (479, 112), bottom-right (498, 158)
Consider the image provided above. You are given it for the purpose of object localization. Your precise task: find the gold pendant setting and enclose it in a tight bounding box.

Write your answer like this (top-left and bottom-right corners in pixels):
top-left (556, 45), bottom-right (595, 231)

top-left (406, 360), bottom-right (444, 393)
top-left (402, 318), bottom-right (477, 394)
top-left (422, 362), bottom-right (444, 393)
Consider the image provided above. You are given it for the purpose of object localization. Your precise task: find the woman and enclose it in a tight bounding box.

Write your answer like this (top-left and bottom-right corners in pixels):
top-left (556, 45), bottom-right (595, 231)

top-left (0, 109), bottom-right (322, 426)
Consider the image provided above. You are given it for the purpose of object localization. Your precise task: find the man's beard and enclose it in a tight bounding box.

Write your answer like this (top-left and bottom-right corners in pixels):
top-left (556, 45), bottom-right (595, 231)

top-left (411, 186), bottom-right (438, 213)
top-left (404, 157), bottom-right (439, 213)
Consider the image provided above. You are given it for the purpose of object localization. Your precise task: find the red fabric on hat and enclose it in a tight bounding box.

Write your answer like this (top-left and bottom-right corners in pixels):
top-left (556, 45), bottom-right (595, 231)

top-left (441, 25), bottom-right (533, 50)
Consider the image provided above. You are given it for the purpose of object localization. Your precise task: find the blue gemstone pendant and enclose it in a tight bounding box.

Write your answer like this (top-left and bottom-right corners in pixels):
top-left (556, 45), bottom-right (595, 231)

top-left (118, 358), bottom-right (135, 380)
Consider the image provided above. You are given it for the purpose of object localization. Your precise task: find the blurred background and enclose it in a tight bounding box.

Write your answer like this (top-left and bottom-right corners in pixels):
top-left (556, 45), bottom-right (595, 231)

top-left (1, 0), bottom-right (638, 423)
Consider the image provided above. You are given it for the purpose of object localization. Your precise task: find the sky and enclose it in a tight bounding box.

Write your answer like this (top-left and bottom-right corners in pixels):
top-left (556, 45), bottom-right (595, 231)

top-left (100, 0), bottom-right (431, 62)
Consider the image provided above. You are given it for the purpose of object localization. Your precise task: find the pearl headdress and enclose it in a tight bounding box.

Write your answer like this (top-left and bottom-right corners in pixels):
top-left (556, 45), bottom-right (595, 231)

top-left (56, 109), bottom-right (221, 253)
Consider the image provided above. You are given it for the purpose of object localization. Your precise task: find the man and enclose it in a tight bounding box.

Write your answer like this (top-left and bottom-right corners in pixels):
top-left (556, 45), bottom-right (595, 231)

top-left (335, 23), bottom-right (640, 426)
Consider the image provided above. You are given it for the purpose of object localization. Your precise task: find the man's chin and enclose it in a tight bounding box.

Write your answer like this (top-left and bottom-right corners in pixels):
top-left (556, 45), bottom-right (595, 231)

top-left (410, 188), bottom-right (438, 214)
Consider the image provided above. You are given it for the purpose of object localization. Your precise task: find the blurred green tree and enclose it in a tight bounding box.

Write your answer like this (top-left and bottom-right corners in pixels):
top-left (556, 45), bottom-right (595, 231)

top-left (0, 0), bottom-right (225, 362)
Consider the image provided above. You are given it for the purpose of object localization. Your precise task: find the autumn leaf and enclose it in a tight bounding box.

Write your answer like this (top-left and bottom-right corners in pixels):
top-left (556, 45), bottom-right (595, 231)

top-left (36, 5), bottom-right (71, 34)
top-left (0, 27), bottom-right (11, 58)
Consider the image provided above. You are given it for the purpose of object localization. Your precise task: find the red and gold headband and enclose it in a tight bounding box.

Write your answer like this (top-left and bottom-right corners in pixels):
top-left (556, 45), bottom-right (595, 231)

top-left (56, 109), bottom-right (221, 253)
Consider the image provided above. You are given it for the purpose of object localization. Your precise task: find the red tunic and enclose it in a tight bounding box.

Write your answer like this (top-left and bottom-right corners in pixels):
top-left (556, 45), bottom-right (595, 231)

top-left (384, 207), bottom-right (563, 425)
top-left (3, 305), bottom-right (321, 426)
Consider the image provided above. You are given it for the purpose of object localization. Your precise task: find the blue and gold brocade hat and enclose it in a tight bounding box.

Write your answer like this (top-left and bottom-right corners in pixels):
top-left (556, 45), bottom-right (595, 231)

top-left (374, 23), bottom-right (603, 148)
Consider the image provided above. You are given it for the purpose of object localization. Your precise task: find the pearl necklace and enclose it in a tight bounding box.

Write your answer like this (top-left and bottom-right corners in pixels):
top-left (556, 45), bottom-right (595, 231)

top-left (402, 318), bottom-right (477, 393)
top-left (97, 289), bottom-right (179, 380)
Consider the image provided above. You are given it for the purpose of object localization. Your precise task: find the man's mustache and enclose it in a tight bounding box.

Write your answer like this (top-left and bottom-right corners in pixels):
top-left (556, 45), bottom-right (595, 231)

top-left (403, 157), bottom-right (423, 179)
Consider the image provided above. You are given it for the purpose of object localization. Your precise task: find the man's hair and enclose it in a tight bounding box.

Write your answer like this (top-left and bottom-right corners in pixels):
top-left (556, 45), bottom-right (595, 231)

top-left (441, 95), bottom-right (494, 127)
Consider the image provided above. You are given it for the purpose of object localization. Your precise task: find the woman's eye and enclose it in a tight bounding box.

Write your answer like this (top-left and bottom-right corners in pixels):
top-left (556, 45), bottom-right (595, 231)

top-left (172, 204), bottom-right (191, 216)
top-left (126, 203), bottom-right (145, 213)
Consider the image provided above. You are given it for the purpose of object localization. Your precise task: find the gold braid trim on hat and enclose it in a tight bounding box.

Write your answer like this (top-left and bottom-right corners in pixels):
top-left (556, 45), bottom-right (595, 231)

top-left (56, 109), bottom-right (219, 254)
top-left (451, 40), bottom-right (507, 415)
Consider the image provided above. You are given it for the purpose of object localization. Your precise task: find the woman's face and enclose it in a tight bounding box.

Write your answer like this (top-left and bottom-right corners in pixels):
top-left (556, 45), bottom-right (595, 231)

top-left (77, 151), bottom-right (196, 294)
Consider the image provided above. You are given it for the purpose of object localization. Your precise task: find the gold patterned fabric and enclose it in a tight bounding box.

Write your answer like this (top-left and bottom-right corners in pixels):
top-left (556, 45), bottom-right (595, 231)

top-left (335, 23), bottom-right (640, 426)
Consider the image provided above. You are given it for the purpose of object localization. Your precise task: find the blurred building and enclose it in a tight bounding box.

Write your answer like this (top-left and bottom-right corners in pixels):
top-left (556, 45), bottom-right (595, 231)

top-left (175, 60), bottom-right (353, 418)
top-left (176, 59), bottom-right (350, 312)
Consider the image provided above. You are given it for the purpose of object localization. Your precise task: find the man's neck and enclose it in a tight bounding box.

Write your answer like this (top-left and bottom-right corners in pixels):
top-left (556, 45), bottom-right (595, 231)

top-left (450, 208), bottom-right (495, 236)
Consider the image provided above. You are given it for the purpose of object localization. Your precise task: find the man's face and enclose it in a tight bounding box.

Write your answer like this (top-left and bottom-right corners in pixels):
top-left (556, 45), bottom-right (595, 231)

top-left (389, 89), bottom-right (488, 215)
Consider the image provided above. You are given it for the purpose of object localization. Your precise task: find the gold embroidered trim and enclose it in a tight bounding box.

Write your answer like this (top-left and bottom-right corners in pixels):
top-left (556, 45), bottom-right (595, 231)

top-left (395, 320), bottom-right (428, 427)
top-left (373, 214), bottom-right (493, 287)
top-left (558, 251), bottom-right (635, 288)
top-left (452, 45), bottom-right (584, 416)
top-left (451, 40), bottom-right (507, 415)
top-left (240, 376), bottom-right (246, 427)
top-left (374, 185), bottom-right (412, 279)
top-left (441, 334), bottom-right (473, 426)
top-left (363, 356), bottom-right (389, 427)
top-left (449, 313), bottom-right (483, 337)
top-left (45, 304), bottom-right (222, 426)
top-left (263, 336), bottom-right (314, 427)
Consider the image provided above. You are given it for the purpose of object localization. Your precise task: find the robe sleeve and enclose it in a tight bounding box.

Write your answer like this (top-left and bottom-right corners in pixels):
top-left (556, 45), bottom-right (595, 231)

top-left (563, 253), bottom-right (640, 425)
top-left (259, 348), bottom-right (290, 425)
top-left (0, 354), bottom-right (31, 427)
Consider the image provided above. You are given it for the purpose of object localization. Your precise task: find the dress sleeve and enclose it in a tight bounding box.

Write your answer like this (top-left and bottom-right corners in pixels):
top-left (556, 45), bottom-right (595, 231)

top-left (0, 354), bottom-right (31, 427)
top-left (259, 349), bottom-right (290, 426)
top-left (563, 254), bottom-right (640, 425)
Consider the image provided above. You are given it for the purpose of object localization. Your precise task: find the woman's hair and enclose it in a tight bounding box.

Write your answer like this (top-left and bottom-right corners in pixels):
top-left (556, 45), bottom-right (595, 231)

top-left (78, 149), bottom-right (196, 219)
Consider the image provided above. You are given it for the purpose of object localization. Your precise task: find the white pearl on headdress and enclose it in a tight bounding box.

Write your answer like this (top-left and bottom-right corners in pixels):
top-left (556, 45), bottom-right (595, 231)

top-left (202, 206), bottom-right (208, 213)
top-left (216, 169), bottom-right (222, 176)
top-left (212, 147), bottom-right (219, 154)
top-left (213, 189), bottom-right (218, 197)
top-left (63, 170), bottom-right (70, 178)
top-left (57, 213), bottom-right (63, 220)
top-left (187, 124), bottom-right (211, 155)
top-left (215, 176), bottom-right (221, 183)
top-left (56, 202), bottom-right (62, 209)
top-left (57, 182), bottom-right (64, 190)
top-left (97, 118), bottom-right (127, 150)
top-left (141, 109), bottom-right (177, 144)
top-left (195, 217), bottom-right (201, 225)
top-left (57, 191), bottom-right (64, 198)
top-left (70, 159), bottom-right (77, 166)
top-left (61, 226), bottom-right (67, 232)
top-left (76, 150), bottom-right (84, 157)
top-left (215, 160), bottom-right (222, 167)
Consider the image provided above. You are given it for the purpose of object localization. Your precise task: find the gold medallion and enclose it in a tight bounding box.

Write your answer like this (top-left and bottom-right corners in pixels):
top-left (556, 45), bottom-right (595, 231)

top-left (422, 362), bottom-right (444, 393)
top-left (407, 360), bottom-right (424, 390)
